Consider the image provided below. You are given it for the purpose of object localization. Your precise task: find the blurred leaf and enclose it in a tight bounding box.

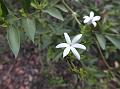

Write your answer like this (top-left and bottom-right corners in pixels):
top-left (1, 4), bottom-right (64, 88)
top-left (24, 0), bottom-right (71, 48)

top-left (2, 0), bottom-right (14, 13)
top-left (31, 1), bottom-right (38, 9)
top-left (31, 0), bottom-right (48, 10)
top-left (7, 26), bottom-right (20, 58)
top-left (55, 4), bottom-right (68, 12)
top-left (54, 52), bottom-right (62, 61)
top-left (48, 76), bottom-right (65, 87)
top-left (95, 33), bottom-right (106, 50)
top-left (43, 7), bottom-right (64, 21)
top-left (22, 18), bottom-right (36, 42)
top-left (0, 3), bottom-right (2, 16)
top-left (36, 19), bottom-right (50, 34)
top-left (0, 0), bottom-right (8, 16)
top-left (21, 0), bottom-right (31, 11)
top-left (41, 34), bottom-right (52, 49)
top-left (54, 28), bottom-right (70, 35)
top-left (6, 15), bottom-right (17, 24)
top-left (49, 0), bottom-right (60, 6)
top-left (110, 28), bottom-right (119, 34)
top-left (104, 5), bottom-right (113, 10)
top-left (105, 34), bottom-right (120, 49)
top-left (50, 25), bottom-right (70, 35)
top-left (94, 72), bottom-right (105, 78)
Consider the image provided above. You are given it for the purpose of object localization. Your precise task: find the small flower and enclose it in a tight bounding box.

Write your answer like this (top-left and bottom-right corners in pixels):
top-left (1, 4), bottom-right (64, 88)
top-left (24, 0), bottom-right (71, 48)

top-left (56, 33), bottom-right (86, 60)
top-left (83, 11), bottom-right (101, 27)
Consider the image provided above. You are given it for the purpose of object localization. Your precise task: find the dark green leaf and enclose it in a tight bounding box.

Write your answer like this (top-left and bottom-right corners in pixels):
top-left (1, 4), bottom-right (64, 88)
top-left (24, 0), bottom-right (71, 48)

top-left (21, 0), bottom-right (31, 11)
top-left (55, 4), bottom-right (68, 12)
top-left (22, 18), bottom-right (36, 42)
top-left (41, 34), bottom-right (52, 49)
top-left (0, 0), bottom-right (8, 16)
top-left (43, 7), bottom-right (64, 21)
top-left (49, 0), bottom-right (60, 6)
top-left (0, 3), bottom-right (2, 16)
top-left (36, 19), bottom-right (50, 34)
top-left (105, 34), bottom-right (120, 49)
top-left (7, 26), bottom-right (20, 58)
top-left (54, 28), bottom-right (70, 35)
top-left (95, 33), bottom-right (106, 50)
top-left (54, 52), bottom-right (62, 61)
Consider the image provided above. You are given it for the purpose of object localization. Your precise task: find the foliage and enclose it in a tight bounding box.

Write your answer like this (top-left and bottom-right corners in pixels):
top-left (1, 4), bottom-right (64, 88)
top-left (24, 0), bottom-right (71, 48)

top-left (0, 0), bottom-right (120, 88)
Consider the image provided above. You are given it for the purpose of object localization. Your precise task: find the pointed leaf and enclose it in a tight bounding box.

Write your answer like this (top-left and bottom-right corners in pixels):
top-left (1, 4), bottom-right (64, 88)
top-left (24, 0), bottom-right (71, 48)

top-left (31, 2), bottom-right (38, 9)
top-left (7, 26), bottom-right (20, 58)
top-left (55, 4), bottom-right (68, 12)
top-left (43, 7), bottom-right (64, 21)
top-left (105, 34), bottom-right (120, 49)
top-left (95, 33), bottom-right (106, 50)
top-left (22, 18), bottom-right (36, 42)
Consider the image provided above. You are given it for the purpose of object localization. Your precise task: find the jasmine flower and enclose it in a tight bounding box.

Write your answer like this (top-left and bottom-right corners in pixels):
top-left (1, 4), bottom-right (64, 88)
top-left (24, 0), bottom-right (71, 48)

top-left (83, 11), bottom-right (101, 27)
top-left (56, 33), bottom-right (86, 60)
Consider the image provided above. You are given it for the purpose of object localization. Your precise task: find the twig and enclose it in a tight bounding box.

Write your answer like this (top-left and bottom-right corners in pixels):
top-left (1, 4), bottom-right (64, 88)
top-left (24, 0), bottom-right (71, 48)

top-left (62, 0), bottom-right (81, 25)
top-left (95, 39), bottom-right (112, 70)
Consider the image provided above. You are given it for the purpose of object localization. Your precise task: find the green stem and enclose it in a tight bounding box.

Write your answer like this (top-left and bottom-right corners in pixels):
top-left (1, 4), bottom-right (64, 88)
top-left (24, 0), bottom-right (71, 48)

top-left (95, 39), bottom-right (112, 70)
top-left (91, 30), bottom-right (112, 70)
top-left (62, 0), bottom-right (74, 13)
top-left (66, 58), bottom-right (76, 69)
top-left (74, 15), bottom-right (81, 25)
top-left (62, 0), bottom-right (81, 25)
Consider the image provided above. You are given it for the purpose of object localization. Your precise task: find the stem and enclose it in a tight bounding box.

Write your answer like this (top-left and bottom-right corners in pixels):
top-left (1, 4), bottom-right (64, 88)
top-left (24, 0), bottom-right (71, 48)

top-left (62, 0), bottom-right (81, 25)
top-left (95, 39), bottom-right (112, 69)
top-left (66, 58), bottom-right (76, 70)
top-left (62, 0), bottom-right (74, 13)
top-left (91, 30), bottom-right (112, 70)
top-left (74, 15), bottom-right (81, 25)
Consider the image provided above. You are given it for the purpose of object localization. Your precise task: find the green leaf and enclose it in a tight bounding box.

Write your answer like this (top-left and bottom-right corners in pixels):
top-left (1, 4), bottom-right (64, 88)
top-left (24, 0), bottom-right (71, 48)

top-left (7, 26), bottom-right (20, 58)
top-left (55, 4), bottom-right (68, 12)
top-left (36, 19), bottom-right (50, 34)
top-left (54, 28), bottom-right (70, 35)
top-left (54, 52), bottom-right (62, 61)
top-left (0, 0), bottom-right (8, 16)
top-left (105, 34), bottom-right (120, 49)
top-left (95, 33), bottom-right (106, 50)
top-left (49, 0), bottom-right (60, 6)
top-left (22, 18), bottom-right (36, 42)
top-left (31, 2), bottom-right (38, 9)
top-left (43, 7), bottom-right (64, 21)
top-left (21, 0), bottom-right (31, 12)
top-left (0, 3), bottom-right (2, 16)
top-left (41, 34), bottom-right (52, 49)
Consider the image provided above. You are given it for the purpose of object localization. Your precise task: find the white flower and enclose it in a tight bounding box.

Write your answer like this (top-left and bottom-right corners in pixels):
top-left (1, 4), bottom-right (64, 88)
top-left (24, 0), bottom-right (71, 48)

top-left (83, 11), bottom-right (101, 27)
top-left (56, 33), bottom-right (86, 60)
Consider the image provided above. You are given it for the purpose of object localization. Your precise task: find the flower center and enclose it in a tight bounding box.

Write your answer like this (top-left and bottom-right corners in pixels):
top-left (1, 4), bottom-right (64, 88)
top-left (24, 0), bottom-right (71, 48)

top-left (88, 17), bottom-right (93, 24)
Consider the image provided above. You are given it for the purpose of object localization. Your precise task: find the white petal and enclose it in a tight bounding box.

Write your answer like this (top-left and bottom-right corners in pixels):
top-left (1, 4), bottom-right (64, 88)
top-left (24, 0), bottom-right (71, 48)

top-left (72, 43), bottom-right (86, 50)
top-left (63, 47), bottom-right (70, 58)
top-left (83, 16), bottom-right (89, 19)
top-left (56, 43), bottom-right (69, 48)
top-left (83, 18), bottom-right (90, 23)
top-left (93, 16), bottom-right (101, 21)
top-left (92, 21), bottom-right (97, 27)
top-left (64, 33), bottom-right (71, 44)
top-left (90, 11), bottom-right (94, 18)
top-left (72, 34), bottom-right (82, 44)
top-left (70, 47), bottom-right (80, 60)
